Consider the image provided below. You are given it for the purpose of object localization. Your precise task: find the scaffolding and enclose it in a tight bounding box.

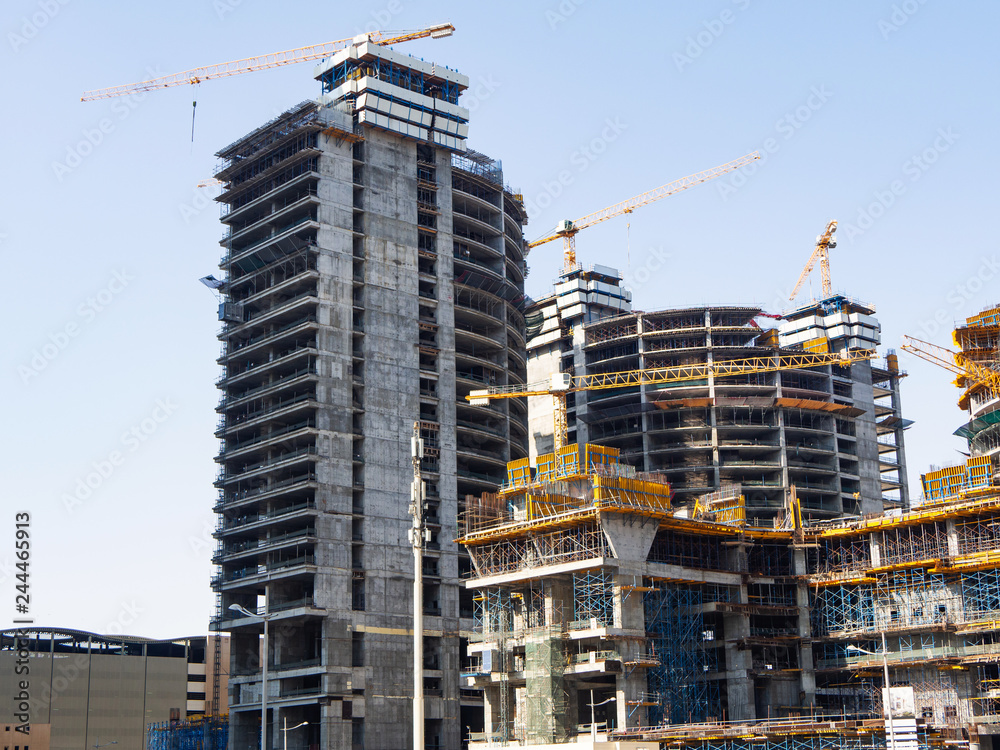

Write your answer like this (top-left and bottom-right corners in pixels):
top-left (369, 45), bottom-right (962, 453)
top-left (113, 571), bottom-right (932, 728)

top-left (528, 580), bottom-right (545, 628)
top-left (459, 440), bottom-right (1000, 744)
top-left (896, 667), bottom-right (967, 727)
top-left (956, 515), bottom-right (1000, 555)
top-left (686, 737), bottom-right (902, 750)
top-left (474, 587), bottom-right (516, 636)
top-left (467, 524), bottom-right (611, 577)
top-left (748, 542), bottom-right (792, 577)
top-left (572, 569), bottom-right (614, 627)
top-left (648, 529), bottom-right (728, 571)
top-left (525, 629), bottom-right (571, 744)
top-left (878, 522), bottom-right (949, 565)
top-left (961, 569), bottom-right (1000, 622)
top-left (811, 570), bottom-right (957, 636)
top-left (644, 583), bottom-right (718, 725)
top-left (146, 717), bottom-right (229, 750)
top-left (810, 536), bottom-right (872, 575)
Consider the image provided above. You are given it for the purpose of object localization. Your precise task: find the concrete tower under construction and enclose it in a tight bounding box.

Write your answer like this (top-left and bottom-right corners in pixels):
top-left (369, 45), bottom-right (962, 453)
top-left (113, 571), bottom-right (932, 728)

top-left (526, 269), bottom-right (910, 522)
top-left (210, 39), bottom-right (528, 750)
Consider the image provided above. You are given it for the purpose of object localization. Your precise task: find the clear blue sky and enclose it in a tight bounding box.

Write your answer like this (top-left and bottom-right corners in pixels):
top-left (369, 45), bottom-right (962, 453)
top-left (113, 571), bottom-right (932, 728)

top-left (2, 1), bottom-right (997, 638)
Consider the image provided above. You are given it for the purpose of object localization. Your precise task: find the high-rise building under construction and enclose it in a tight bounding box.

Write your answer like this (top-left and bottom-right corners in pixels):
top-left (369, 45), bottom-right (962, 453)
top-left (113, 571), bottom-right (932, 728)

top-left (525, 269), bottom-right (910, 521)
top-left (459, 304), bottom-right (1000, 750)
top-left (210, 40), bottom-right (528, 750)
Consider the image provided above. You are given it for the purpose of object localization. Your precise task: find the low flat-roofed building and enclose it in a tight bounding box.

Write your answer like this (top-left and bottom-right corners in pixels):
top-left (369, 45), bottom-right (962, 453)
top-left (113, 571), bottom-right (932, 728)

top-left (0, 629), bottom-right (227, 750)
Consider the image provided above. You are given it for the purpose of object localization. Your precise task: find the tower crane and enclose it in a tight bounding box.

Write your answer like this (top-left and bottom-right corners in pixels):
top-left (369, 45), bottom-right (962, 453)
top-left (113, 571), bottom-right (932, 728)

top-left (80, 24), bottom-right (455, 101)
top-left (528, 151), bottom-right (761, 275)
top-left (469, 348), bottom-right (875, 451)
top-left (900, 335), bottom-right (1000, 410)
top-left (789, 220), bottom-right (838, 302)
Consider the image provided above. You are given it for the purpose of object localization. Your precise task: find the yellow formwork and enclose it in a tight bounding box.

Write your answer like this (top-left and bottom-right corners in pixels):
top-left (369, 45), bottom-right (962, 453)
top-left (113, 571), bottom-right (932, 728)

top-left (593, 473), bottom-right (671, 511)
top-left (506, 457), bottom-right (531, 489)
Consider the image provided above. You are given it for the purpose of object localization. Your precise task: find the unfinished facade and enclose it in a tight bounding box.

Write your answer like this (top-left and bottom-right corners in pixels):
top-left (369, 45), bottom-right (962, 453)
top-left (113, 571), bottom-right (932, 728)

top-left (526, 275), bottom-right (909, 523)
top-left (211, 41), bottom-right (527, 750)
top-left (460, 444), bottom-right (1000, 750)
top-left (921, 305), bottom-right (1000, 502)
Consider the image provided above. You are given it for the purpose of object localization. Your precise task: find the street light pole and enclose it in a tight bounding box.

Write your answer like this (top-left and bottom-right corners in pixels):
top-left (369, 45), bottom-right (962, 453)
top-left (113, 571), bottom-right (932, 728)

top-left (409, 422), bottom-right (425, 750)
top-left (262, 584), bottom-right (269, 750)
top-left (280, 719), bottom-right (309, 750)
top-left (881, 630), bottom-right (895, 750)
top-left (229, 589), bottom-right (272, 750)
top-left (847, 638), bottom-right (894, 750)
top-left (587, 691), bottom-right (616, 740)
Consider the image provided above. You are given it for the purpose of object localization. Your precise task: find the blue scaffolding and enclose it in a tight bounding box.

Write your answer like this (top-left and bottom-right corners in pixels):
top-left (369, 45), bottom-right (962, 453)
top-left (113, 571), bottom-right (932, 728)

top-left (146, 716), bottom-right (228, 750)
top-left (689, 737), bottom-right (930, 750)
top-left (644, 584), bottom-right (719, 724)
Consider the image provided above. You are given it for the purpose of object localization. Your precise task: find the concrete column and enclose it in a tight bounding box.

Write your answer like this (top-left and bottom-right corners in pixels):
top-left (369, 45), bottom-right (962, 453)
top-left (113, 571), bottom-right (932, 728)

top-left (793, 548), bottom-right (817, 707)
top-left (947, 518), bottom-right (960, 558)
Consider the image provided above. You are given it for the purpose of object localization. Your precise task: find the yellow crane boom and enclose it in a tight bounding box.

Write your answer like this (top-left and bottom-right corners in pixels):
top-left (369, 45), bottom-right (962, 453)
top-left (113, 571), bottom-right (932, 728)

top-left (527, 151), bottom-right (761, 274)
top-left (81, 24), bottom-right (455, 101)
top-left (789, 220), bottom-right (837, 302)
top-left (469, 348), bottom-right (875, 450)
top-left (901, 335), bottom-right (1000, 410)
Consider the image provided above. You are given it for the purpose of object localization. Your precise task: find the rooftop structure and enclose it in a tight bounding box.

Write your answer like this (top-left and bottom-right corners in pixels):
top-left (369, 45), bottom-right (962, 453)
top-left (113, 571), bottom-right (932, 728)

top-left (778, 295), bottom-right (881, 354)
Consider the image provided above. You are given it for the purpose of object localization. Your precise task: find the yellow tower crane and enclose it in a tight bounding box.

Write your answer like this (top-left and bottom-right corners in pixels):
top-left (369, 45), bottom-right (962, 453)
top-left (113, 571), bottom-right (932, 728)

top-left (469, 348), bottom-right (875, 451)
top-left (789, 220), bottom-right (838, 302)
top-left (528, 151), bottom-right (761, 275)
top-left (80, 24), bottom-right (455, 101)
top-left (901, 335), bottom-right (1000, 410)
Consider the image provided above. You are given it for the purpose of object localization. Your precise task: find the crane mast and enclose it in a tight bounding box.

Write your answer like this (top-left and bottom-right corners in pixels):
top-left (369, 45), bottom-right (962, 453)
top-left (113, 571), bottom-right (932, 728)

top-left (789, 220), bottom-right (838, 302)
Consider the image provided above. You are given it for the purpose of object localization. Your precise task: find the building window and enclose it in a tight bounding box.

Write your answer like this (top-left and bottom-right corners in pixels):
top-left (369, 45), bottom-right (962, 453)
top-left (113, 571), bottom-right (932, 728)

top-left (352, 718), bottom-right (364, 750)
top-left (352, 632), bottom-right (364, 667)
top-left (352, 577), bottom-right (366, 611)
